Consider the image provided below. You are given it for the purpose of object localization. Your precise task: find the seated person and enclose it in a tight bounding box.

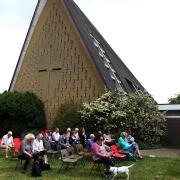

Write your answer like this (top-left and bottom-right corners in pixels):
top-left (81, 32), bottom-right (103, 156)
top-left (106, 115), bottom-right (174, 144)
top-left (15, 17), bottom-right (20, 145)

top-left (33, 133), bottom-right (48, 164)
top-left (59, 132), bottom-right (70, 149)
top-left (18, 133), bottom-right (35, 171)
top-left (66, 128), bottom-right (71, 139)
top-left (79, 128), bottom-right (86, 147)
top-left (69, 131), bottom-right (76, 146)
top-left (86, 134), bottom-right (95, 152)
top-left (51, 128), bottom-right (60, 151)
top-left (103, 130), bottom-right (115, 147)
top-left (74, 128), bottom-right (79, 139)
top-left (118, 132), bottom-right (143, 159)
top-left (74, 128), bottom-right (81, 142)
top-left (91, 133), bottom-right (115, 174)
top-left (1, 131), bottom-right (14, 158)
top-left (42, 131), bottom-right (52, 144)
top-left (128, 134), bottom-right (135, 144)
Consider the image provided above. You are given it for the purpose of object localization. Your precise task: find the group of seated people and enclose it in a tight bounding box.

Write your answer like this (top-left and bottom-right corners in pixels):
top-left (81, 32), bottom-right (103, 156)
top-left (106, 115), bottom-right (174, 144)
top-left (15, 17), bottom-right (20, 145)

top-left (42, 127), bottom-right (87, 151)
top-left (0, 131), bottom-right (48, 171)
top-left (0, 128), bottom-right (143, 174)
top-left (87, 131), bottom-right (143, 175)
top-left (19, 133), bottom-right (48, 171)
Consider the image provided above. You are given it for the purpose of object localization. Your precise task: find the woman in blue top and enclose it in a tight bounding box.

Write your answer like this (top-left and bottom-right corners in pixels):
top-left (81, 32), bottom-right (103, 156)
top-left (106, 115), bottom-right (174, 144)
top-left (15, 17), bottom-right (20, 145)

top-left (118, 132), bottom-right (143, 159)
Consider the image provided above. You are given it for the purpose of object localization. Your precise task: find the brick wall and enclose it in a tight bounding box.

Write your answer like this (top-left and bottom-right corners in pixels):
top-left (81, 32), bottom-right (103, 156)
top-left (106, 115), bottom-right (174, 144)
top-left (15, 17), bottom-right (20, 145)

top-left (13, 0), bottom-right (105, 127)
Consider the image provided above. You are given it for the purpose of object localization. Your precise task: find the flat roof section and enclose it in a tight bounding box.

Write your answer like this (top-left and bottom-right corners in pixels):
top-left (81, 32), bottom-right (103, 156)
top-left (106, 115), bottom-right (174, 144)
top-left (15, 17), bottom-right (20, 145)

top-left (158, 104), bottom-right (180, 111)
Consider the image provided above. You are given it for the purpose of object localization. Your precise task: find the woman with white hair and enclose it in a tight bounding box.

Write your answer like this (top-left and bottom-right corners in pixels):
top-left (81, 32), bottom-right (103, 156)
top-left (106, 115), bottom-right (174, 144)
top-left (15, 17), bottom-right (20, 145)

top-left (18, 133), bottom-right (35, 171)
top-left (33, 133), bottom-right (48, 164)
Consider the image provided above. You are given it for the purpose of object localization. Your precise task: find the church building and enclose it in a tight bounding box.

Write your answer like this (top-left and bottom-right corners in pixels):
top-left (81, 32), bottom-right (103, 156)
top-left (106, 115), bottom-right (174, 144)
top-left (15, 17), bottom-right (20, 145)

top-left (9, 0), bottom-right (145, 127)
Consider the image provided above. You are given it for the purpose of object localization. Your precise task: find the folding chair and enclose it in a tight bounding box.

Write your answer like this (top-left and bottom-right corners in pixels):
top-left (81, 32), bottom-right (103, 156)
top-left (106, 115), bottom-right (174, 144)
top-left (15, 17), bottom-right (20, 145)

top-left (59, 149), bottom-right (78, 172)
top-left (110, 145), bottom-right (126, 159)
top-left (15, 157), bottom-right (24, 170)
top-left (66, 146), bottom-right (83, 160)
top-left (73, 143), bottom-right (89, 164)
top-left (13, 138), bottom-right (21, 156)
top-left (44, 141), bottom-right (59, 160)
top-left (89, 154), bottom-right (104, 177)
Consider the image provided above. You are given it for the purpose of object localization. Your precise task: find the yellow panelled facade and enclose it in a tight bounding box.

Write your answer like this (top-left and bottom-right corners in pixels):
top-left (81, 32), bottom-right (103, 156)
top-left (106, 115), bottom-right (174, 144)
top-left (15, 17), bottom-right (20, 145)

top-left (13, 0), bottom-right (105, 127)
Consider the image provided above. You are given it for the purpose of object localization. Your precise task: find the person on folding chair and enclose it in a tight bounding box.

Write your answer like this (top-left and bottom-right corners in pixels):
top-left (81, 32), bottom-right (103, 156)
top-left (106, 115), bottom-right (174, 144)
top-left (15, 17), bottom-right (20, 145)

top-left (33, 133), bottom-right (48, 164)
top-left (86, 134), bottom-right (95, 152)
top-left (118, 132), bottom-right (143, 159)
top-left (79, 128), bottom-right (87, 147)
top-left (18, 133), bottom-right (35, 172)
top-left (52, 128), bottom-right (61, 151)
top-left (91, 133), bottom-right (115, 175)
top-left (58, 132), bottom-right (71, 149)
top-left (0, 131), bottom-right (14, 158)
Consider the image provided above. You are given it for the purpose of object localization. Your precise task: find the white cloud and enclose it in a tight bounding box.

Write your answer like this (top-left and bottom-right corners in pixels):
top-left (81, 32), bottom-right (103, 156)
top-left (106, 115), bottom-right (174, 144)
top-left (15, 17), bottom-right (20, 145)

top-left (0, 27), bottom-right (27, 92)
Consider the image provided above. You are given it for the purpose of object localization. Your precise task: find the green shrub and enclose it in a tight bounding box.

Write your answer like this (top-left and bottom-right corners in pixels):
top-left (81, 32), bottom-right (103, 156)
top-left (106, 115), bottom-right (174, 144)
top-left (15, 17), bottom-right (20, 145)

top-left (79, 90), bottom-right (167, 144)
top-left (0, 91), bottom-right (46, 137)
top-left (53, 101), bottom-right (83, 131)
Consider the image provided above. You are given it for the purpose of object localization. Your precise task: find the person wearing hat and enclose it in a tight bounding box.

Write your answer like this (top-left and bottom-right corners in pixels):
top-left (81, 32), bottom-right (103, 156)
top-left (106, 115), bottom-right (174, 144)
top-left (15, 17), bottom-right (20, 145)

top-left (1, 131), bottom-right (14, 158)
top-left (18, 133), bottom-right (35, 171)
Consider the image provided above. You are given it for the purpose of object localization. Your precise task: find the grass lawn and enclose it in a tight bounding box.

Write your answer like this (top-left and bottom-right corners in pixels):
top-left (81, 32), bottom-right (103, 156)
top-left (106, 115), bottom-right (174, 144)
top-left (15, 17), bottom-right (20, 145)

top-left (0, 153), bottom-right (180, 180)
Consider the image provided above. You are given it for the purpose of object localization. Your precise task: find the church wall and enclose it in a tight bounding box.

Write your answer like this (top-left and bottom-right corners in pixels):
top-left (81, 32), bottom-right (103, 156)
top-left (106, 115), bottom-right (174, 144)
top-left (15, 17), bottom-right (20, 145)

top-left (13, 0), bottom-right (105, 127)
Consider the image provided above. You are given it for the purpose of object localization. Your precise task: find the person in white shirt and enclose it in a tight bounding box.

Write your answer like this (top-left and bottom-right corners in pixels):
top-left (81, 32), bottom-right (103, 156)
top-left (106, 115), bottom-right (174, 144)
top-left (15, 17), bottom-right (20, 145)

top-left (74, 128), bottom-right (80, 141)
top-left (52, 128), bottom-right (60, 150)
top-left (1, 131), bottom-right (14, 158)
top-left (33, 133), bottom-right (48, 164)
top-left (52, 128), bottom-right (60, 141)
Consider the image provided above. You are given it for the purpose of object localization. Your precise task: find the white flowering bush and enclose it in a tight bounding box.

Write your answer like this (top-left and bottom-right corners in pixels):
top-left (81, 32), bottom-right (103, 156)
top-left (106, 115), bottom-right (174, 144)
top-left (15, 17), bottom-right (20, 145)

top-left (79, 90), bottom-right (167, 144)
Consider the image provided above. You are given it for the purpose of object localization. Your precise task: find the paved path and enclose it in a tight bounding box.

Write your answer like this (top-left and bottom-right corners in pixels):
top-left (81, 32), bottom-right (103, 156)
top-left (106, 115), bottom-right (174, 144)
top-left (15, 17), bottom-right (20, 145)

top-left (141, 148), bottom-right (180, 157)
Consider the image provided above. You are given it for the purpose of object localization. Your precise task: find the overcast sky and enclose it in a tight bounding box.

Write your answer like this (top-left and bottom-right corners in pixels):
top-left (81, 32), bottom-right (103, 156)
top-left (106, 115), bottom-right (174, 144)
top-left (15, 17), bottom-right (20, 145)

top-left (0, 0), bottom-right (180, 103)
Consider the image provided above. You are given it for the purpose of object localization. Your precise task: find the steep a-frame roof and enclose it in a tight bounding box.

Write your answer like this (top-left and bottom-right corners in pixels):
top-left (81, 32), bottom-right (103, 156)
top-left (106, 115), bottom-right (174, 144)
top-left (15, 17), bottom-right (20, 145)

top-left (9, 0), bottom-right (145, 93)
top-left (63, 0), bottom-right (145, 93)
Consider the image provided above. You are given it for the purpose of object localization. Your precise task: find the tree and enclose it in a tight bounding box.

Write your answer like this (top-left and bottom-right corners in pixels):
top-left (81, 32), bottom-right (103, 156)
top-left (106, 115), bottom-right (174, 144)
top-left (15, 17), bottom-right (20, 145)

top-left (168, 93), bottom-right (180, 104)
top-left (0, 91), bottom-right (46, 137)
top-left (79, 90), bottom-right (167, 144)
top-left (53, 101), bottom-right (83, 131)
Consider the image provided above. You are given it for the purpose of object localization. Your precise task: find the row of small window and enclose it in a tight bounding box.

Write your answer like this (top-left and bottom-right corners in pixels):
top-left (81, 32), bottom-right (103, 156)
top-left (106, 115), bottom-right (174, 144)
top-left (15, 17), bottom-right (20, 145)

top-left (48, 7), bottom-right (62, 24)
top-left (56, 80), bottom-right (94, 89)
top-left (37, 33), bottom-right (77, 56)
top-left (45, 93), bottom-right (98, 106)
top-left (44, 92), bottom-right (99, 107)
top-left (38, 21), bottom-right (81, 60)
top-left (40, 13), bottom-right (79, 53)
top-left (37, 82), bottom-right (96, 95)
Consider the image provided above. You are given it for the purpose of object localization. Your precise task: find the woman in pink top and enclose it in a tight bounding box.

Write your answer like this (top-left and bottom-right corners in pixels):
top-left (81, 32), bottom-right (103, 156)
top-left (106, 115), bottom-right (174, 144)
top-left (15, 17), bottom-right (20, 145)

top-left (91, 133), bottom-right (115, 169)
